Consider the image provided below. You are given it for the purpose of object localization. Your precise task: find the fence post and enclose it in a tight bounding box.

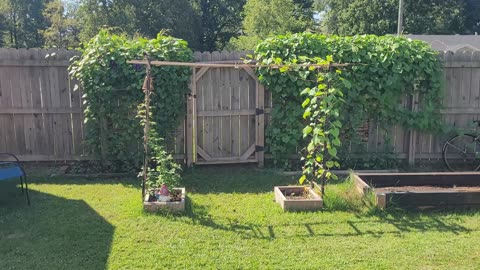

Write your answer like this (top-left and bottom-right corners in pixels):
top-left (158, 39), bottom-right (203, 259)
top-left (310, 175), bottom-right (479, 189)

top-left (407, 93), bottom-right (419, 165)
top-left (256, 83), bottom-right (265, 167)
top-left (186, 68), bottom-right (196, 167)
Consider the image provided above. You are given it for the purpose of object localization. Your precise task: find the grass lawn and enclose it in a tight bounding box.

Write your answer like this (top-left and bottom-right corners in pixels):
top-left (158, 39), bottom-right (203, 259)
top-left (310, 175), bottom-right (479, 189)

top-left (1, 166), bottom-right (480, 269)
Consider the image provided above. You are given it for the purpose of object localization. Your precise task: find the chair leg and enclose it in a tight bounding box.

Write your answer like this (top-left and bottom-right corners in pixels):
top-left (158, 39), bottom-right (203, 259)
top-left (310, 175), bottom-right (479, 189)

top-left (23, 176), bottom-right (30, 206)
top-left (20, 176), bottom-right (24, 193)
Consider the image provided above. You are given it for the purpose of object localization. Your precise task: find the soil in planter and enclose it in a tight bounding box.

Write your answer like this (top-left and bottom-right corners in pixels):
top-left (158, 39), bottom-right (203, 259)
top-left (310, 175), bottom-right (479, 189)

top-left (284, 189), bottom-right (312, 200)
top-left (147, 189), bottom-right (182, 202)
top-left (375, 185), bottom-right (480, 193)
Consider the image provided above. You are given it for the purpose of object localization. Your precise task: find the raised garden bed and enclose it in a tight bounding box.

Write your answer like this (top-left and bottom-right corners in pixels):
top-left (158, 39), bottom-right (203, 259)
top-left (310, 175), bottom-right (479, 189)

top-left (353, 172), bottom-right (480, 208)
top-left (274, 186), bottom-right (323, 211)
top-left (143, 188), bottom-right (186, 212)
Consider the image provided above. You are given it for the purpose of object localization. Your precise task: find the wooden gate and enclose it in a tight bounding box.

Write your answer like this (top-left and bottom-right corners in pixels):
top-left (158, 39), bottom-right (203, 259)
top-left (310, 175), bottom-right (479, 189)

top-left (186, 52), bottom-right (264, 166)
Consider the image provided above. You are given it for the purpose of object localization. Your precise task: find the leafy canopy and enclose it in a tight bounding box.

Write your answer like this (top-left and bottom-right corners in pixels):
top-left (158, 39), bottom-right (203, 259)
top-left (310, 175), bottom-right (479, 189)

top-left (228, 0), bottom-right (312, 50)
top-left (70, 30), bottom-right (192, 177)
top-left (254, 33), bottom-right (444, 167)
top-left (320, 0), bottom-right (466, 35)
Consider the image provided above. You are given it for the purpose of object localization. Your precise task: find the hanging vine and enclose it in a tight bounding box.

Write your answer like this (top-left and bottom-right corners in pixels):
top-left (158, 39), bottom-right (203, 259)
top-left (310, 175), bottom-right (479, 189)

top-left (254, 33), bottom-right (444, 168)
top-left (70, 30), bottom-right (192, 171)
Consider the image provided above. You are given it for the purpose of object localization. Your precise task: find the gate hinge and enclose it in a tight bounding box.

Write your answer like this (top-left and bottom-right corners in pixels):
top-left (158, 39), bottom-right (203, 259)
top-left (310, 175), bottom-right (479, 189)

top-left (255, 108), bottom-right (264, 115)
top-left (255, 145), bottom-right (264, 152)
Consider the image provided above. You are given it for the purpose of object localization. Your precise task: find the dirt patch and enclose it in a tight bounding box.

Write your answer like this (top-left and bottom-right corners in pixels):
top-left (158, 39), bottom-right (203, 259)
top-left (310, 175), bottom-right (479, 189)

top-left (375, 186), bottom-right (480, 193)
top-left (285, 190), bottom-right (312, 200)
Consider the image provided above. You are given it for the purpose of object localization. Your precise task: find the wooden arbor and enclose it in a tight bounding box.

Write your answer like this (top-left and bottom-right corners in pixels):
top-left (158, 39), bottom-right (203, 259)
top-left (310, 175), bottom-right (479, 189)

top-left (128, 59), bottom-right (267, 167)
top-left (127, 59), bottom-right (345, 168)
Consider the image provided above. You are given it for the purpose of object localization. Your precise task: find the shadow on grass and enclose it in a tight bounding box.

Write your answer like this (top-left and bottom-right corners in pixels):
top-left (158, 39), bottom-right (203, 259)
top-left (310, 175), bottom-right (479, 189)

top-left (23, 173), bottom-right (139, 189)
top-left (0, 180), bottom-right (114, 270)
top-left (183, 165), bottom-right (293, 194)
top-left (28, 164), bottom-right (285, 192)
top-left (169, 196), bottom-right (473, 241)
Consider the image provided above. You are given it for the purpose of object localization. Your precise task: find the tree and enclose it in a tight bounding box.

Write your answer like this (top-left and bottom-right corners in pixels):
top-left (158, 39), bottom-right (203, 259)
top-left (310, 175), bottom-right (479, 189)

top-left (75, 0), bottom-right (201, 49)
top-left (321, 0), bottom-right (466, 35)
top-left (1, 0), bottom-right (49, 48)
top-left (464, 0), bottom-right (480, 34)
top-left (75, 0), bottom-right (133, 42)
top-left (193, 0), bottom-right (246, 51)
top-left (41, 0), bottom-right (80, 48)
top-left (229, 0), bottom-right (312, 50)
top-left (0, 11), bottom-right (6, 47)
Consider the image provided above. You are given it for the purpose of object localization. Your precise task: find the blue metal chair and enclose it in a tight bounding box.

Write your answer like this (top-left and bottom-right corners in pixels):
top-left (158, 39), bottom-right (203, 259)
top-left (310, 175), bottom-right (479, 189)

top-left (0, 153), bottom-right (30, 205)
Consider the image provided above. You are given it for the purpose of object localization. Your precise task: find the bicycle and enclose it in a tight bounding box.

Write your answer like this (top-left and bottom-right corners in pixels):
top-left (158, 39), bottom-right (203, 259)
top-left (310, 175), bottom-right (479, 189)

top-left (442, 120), bottom-right (480, 171)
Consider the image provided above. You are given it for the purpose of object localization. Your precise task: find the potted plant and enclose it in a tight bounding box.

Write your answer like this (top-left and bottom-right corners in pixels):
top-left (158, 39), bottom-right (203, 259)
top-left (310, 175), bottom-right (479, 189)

top-left (142, 129), bottom-right (186, 212)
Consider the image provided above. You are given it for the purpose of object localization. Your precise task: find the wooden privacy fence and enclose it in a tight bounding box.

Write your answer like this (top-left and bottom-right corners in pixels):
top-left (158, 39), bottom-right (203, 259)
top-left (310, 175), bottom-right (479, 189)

top-left (1, 49), bottom-right (480, 165)
top-left (369, 51), bottom-right (480, 163)
top-left (0, 49), bottom-right (83, 161)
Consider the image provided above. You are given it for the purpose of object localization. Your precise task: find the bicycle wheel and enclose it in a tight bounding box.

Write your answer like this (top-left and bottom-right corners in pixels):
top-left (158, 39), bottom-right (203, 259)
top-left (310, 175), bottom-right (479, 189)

top-left (442, 134), bottom-right (480, 172)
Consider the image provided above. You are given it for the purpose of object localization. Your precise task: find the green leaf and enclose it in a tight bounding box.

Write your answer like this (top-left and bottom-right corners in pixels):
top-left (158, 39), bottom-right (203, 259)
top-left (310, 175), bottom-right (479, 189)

top-left (299, 175), bottom-right (306, 185)
top-left (303, 126), bottom-right (313, 135)
top-left (328, 147), bottom-right (337, 157)
top-left (330, 128), bottom-right (340, 137)
top-left (341, 78), bottom-right (352, 89)
top-left (302, 98), bottom-right (310, 108)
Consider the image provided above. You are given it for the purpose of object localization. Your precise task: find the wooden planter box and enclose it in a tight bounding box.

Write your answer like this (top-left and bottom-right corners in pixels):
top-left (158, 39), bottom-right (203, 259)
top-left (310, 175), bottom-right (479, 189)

top-left (143, 188), bottom-right (186, 212)
top-left (353, 172), bottom-right (480, 208)
top-left (274, 186), bottom-right (323, 211)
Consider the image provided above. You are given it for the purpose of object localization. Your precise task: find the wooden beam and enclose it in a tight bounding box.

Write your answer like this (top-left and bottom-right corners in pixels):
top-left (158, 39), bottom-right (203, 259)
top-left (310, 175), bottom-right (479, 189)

top-left (442, 61), bottom-right (480, 68)
top-left (195, 159), bottom-right (257, 165)
top-left (197, 109), bottom-right (256, 117)
top-left (12, 155), bottom-right (92, 161)
top-left (440, 108), bottom-right (480, 114)
top-left (186, 68), bottom-right (196, 166)
top-left (256, 82), bottom-right (265, 167)
top-left (0, 108), bottom-right (82, 114)
top-left (195, 66), bottom-right (210, 81)
top-left (383, 191), bottom-right (480, 208)
top-left (352, 174), bottom-right (371, 195)
top-left (0, 59), bottom-right (70, 67)
top-left (242, 66), bottom-right (259, 82)
top-left (240, 144), bottom-right (256, 160)
top-left (127, 60), bottom-right (353, 69)
top-left (408, 93), bottom-right (419, 165)
top-left (196, 146), bottom-right (212, 161)
top-left (376, 193), bottom-right (387, 209)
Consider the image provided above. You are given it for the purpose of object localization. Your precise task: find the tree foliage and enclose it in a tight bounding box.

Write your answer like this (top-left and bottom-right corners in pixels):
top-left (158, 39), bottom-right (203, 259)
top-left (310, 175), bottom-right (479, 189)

top-left (1, 0), bottom-right (48, 48)
top-left (321, 0), bottom-right (466, 35)
top-left (464, 0), bottom-right (480, 34)
top-left (41, 0), bottom-right (80, 48)
top-left (228, 0), bottom-right (313, 50)
top-left (193, 0), bottom-right (246, 51)
top-left (74, 0), bottom-right (245, 51)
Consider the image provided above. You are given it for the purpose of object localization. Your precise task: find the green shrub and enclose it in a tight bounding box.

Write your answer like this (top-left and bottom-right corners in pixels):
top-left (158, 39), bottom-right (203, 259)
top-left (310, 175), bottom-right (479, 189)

top-left (70, 30), bottom-right (192, 171)
top-left (254, 33), bottom-right (444, 167)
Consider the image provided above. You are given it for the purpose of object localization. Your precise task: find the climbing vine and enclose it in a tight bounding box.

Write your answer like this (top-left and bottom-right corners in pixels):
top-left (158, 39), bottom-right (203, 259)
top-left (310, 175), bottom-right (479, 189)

top-left (70, 30), bottom-right (192, 171)
top-left (275, 56), bottom-right (345, 194)
top-left (298, 59), bottom-right (344, 195)
top-left (254, 33), bottom-right (444, 167)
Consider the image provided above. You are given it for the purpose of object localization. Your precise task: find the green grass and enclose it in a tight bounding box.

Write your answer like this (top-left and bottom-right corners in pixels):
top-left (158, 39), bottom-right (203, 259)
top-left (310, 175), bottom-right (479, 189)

top-left (1, 166), bottom-right (480, 269)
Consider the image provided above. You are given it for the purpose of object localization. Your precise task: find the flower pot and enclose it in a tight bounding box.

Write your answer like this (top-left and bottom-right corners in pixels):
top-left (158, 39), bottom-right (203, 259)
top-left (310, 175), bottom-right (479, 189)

top-left (274, 186), bottom-right (323, 211)
top-left (143, 187), bottom-right (186, 212)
